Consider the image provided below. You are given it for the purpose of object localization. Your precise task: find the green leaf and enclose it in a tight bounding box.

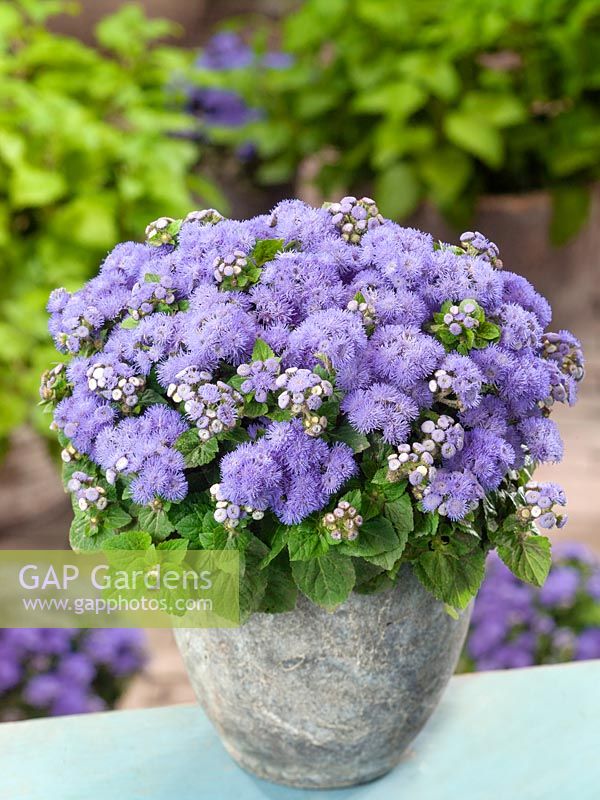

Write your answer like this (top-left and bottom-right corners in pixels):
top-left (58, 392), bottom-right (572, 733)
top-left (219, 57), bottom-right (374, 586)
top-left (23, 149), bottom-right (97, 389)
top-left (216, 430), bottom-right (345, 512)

top-left (354, 571), bottom-right (396, 595)
top-left (240, 538), bottom-right (269, 621)
top-left (103, 530), bottom-right (153, 551)
top-left (100, 504), bottom-right (132, 532)
top-left (444, 112), bottom-right (503, 169)
top-left (384, 494), bottom-right (414, 537)
top-left (371, 467), bottom-right (390, 486)
top-left (338, 516), bottom-right (398, 557)
top-left (10, 163), bottom-right (67, 208)
top-left (414, 510), bottom-right (440, 538)
top-left (291, 551), bottom-right (356, 611)
top-left (381, 480), bottom-right (408, 501)
top-left (251, 338), bottom-right (276, 361)
top-left (413, 539), bottom-right (485, 610)
top-left (244, 399), bottom-right (269, 418)
top-left (340, 488), bottom-right (361, 510)
top-left (120, 317), bottom-right (139, 330)
top-left (157, 539), bottom-right (188, 552)
top-left (175, 431), bottom-right (219, 468)
top-left (250, 238), bottom-right (285, 267)
top-left (259, 559), bottom-right (298, 613)
top-left (69, 514), bottom-right (115, 552)
top-left (477, 321), bottom-right (501, 340)
top-left (419, 147), bottom-right (472, 208)
top-left (288, 523), bottom-right (329, 561)
top-left (175, 509), bottom-right (205, 543)
top-left (496, 533), bottom-right (551, 588)
top-left (198, 512), bottom-right (229, 550)
top-left (144, 272), bottom-right (161, 283)
top-left (363, 545), bottom-right (405, 570)
top-left (462, 92), bottom-right (526, 128)
top-left (137, 506), bottom-right (175, 542)
top-left (330, 421), bottom-right (370, 453)
top-left (260, 526), bottom-right (289, 569)
top-left (375, 161), bottom-right (420, 219)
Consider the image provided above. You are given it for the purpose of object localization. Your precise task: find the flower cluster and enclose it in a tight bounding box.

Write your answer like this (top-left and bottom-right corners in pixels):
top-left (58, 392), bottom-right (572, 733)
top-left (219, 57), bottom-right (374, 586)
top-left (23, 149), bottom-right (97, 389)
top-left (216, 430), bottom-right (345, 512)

top-left (86, 359), bottom-right (145, 413)
top-left (237, 357), bottom-right (280, 402)
top-left (43, 195), bottom-right (583, 613)
top-left (39, 363), bottom-right (70, 405)
top-left (326, 196), bottom-right (384, 244)
top-left (539, 331), bottom-right (585, 411)
top-left (323, 500), bottom-right (363, 541)
top-left (218, 419), bottom-right (356, 524)
top-left (167, 367), bottom-right (243, 442)
top-left (518, 481), bottom-right (567, 530)
top-left (210, 483), bottom-right (264, 532)
top-left (95, 406), bottom-right (187, 504)
top-left (0, 629), bottom-right (146, 721)
top-left (275, 367), bottom-right (334, 436)
top-left (66, 471), bottom-right (108, 513)
top-left (387, 415), bottom-right (465, 492)
top-left (459, 231), bottom-right (503, 268)
top-left (429, 298), bottom-right (500, 354)
top-left (461, 545), bottom-right (600, 671)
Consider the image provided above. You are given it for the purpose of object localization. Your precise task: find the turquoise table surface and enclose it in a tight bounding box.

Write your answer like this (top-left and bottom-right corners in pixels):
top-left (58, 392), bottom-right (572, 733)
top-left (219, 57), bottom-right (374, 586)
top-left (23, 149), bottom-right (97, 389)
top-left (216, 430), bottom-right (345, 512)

top-left (2, 660), bottom-right (599, 800)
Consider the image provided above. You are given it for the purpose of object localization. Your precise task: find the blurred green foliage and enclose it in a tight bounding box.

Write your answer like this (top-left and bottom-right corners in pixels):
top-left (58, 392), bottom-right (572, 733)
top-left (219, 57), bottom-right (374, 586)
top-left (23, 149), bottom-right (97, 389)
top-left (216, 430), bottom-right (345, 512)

top-left (199, 0), bottom-right (600, 240)
top-left (0, 1), bottom-right (218, 445)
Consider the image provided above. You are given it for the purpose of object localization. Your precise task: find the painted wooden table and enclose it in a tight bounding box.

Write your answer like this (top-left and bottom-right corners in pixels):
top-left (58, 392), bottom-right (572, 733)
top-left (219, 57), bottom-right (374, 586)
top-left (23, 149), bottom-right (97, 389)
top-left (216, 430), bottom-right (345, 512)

top-left (2, 660), bottom-right (599, 800)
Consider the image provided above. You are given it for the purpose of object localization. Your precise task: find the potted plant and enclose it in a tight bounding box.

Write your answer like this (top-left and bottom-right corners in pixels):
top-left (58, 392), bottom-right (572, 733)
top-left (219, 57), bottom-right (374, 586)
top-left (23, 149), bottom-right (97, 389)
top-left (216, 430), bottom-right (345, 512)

top-left (195, 0), bottom-right (600, 326)
top-left (42, 196), bottom-right (583, 788)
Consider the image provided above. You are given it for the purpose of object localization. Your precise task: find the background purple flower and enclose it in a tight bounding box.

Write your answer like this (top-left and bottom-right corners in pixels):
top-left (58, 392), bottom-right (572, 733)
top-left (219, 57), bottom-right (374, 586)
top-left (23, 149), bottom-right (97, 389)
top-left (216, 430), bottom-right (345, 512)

top-left (0, 629), bottom-right (146, 722)
top-left (461, 545), bottom-right (600, 672)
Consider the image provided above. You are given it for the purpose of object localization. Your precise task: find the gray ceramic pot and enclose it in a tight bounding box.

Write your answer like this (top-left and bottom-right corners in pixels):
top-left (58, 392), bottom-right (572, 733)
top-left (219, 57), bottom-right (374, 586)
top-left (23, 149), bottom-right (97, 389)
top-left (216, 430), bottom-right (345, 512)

top-left (175, 565), bottom-right (471, 789)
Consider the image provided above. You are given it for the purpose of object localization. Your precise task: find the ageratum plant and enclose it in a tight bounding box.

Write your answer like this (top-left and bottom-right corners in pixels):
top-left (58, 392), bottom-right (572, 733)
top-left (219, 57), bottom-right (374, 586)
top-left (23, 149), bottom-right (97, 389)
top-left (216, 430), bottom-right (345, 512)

top-left (41, 197), bottom-right (584, 616)
top-left (461, 544), bottom-right (600, 671)
top-left (0, 628), bottom-right (146, 721)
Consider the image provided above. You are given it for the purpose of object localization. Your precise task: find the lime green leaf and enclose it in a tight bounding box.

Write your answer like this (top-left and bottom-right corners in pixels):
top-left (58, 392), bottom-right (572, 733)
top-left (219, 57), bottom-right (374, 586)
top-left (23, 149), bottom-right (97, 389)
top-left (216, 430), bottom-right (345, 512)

top-left (444, 113), bottom-right (503, 169)
top-left (10, 163), bottom-right (67, 208)
top-left (251, 338), bottom-right (276, 362)
top-left (102, 530), bottom-right (153, 550)
top-left (70, 514), bottom-right (115, 552)
top-left (51, 195), bottom-right (118, 249)
top-left (100, 504), bottom-right (132, 532)
top-left (250, 238), bottom-right (285, 267)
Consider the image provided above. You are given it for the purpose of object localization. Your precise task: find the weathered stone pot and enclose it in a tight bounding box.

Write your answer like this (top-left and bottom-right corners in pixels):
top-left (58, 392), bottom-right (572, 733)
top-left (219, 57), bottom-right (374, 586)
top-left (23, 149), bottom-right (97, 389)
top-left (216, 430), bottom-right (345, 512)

top-left (175, 564), bottom-right (471, 789)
